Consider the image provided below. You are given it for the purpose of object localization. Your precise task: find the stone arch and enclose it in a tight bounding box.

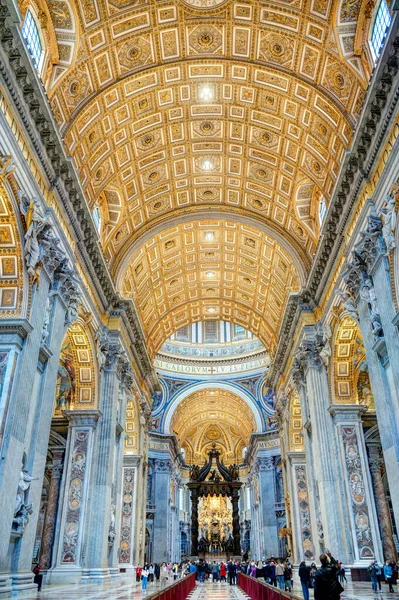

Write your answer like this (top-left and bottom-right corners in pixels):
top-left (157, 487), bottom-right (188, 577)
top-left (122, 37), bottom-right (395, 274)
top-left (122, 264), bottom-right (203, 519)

top-left (53, 317), bottom-right (98, 413)
top-left (19, 0), bottom-right (79, 90)
top-left (333, 0), bottom-right (374, 81)
top-left (162, 380), bottom-right (263, 434)
top-left (0, 177), bottom-right (29, 318)
top-left (294, 179), bottom-right (321, 238)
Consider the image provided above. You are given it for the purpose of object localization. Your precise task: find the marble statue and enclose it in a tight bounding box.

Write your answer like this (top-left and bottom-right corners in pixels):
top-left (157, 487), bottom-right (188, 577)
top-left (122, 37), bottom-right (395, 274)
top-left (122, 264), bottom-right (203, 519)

top-left (318, 322), bottom-right (332, 367)
top-left (41, 296), bottom-right (52, 346)
top-left (381, 193), bottom-right (397, 256)
top-left (337, 290), bottom-right (359, 322)
top-left (360, 277), bottom-right (379, 316)
top-left (13, 465), bottom-right (36, 533)
top-left (108, 502), bottom-right (116, 545)
top-left (18, 191), bottom-right (48, 280)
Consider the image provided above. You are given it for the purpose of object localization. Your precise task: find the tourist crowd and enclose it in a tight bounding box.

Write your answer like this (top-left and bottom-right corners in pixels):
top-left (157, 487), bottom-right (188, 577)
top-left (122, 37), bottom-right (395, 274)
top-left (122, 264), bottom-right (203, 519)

top-left (135, 554), bottom-right (399, 597)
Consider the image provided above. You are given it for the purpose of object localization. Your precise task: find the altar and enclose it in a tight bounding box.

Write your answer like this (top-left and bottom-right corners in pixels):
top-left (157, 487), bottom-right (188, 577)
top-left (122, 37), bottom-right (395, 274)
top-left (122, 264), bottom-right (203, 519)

top-left (187, 443), bottom-right (242, 557)
top-left (198, 496), bottom-right (233, 553)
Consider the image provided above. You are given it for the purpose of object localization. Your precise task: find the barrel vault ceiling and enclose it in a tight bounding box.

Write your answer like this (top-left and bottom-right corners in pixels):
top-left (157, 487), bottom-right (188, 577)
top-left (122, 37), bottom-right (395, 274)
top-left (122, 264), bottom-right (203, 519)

top-left (43, 0), bottom-right (371, 357)
top-left (169, 389), bottom-right (256, 464)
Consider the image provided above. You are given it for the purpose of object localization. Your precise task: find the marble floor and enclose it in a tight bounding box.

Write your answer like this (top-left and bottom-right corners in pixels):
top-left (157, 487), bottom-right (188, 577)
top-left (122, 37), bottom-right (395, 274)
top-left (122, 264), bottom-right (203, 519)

top-left (11, 578), bottom-right (399, 599)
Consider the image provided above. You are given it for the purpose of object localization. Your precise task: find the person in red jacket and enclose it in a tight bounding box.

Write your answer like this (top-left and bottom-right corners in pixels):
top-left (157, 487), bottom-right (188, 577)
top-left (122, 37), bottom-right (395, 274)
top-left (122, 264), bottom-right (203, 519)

top-left (220, 562), bottom-right (227, 582)
top-left (136, 564), bottom-right (142, 583)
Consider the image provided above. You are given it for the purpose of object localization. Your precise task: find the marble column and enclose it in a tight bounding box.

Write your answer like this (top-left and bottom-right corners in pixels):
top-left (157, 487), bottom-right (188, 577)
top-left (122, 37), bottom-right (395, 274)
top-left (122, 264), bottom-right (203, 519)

top-left (190, 488), bottom-right (199, 557)
top-left (153, 459), bottom-right (173, 562)
top-left (368, 446), bottom-right (397, 562)
top-left (231, 487), bottom-right (241, 556)
top-left (329, 405), bottom-right (383, 565)
top-left (83, 332), bottom-right (127, 582)
top-left (48, 410), bottom-right (101, 585)
top-left (343, 206), bottom-right (399, 532)
top-left (293, 337), bottom-right (353, 563)
top-left (11, 279), bottom-right (74, 593)
top-left (39, 451), bottom-right (64, 570)
top-left (256, 456), bottom-right (279, 558)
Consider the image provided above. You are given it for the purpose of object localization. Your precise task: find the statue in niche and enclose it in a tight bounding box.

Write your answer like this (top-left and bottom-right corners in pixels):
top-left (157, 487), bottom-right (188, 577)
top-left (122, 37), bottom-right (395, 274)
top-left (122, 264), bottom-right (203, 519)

top-left (41, 296), bottom-right (52, 346)
top-left (381, 193), bottom-right (397, 256)
top-left (13, 459), bottom-right (37, 533)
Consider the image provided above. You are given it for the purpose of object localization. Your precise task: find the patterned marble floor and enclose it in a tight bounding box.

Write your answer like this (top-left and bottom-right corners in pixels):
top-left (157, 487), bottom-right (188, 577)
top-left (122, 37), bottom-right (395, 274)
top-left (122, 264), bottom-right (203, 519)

top-left (13, 578), bottom-right (399, 599)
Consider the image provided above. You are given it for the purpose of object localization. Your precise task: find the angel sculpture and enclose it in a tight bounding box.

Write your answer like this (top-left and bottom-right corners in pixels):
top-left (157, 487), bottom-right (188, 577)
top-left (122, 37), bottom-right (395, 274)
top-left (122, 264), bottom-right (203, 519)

top-left (381, 193), bottom-right (397, 256)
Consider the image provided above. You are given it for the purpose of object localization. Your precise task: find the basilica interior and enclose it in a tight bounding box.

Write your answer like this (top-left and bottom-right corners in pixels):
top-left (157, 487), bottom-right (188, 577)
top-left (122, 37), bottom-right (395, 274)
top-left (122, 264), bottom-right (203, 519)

top-left (0, 0), bottom-right (399, 598)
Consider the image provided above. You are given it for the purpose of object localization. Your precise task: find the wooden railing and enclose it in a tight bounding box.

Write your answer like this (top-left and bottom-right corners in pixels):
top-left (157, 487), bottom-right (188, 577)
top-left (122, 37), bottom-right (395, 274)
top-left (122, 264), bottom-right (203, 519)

top-left (144, 573), bottom-right (196, 600)
top-left (238, 573), bottom-right (303, 600)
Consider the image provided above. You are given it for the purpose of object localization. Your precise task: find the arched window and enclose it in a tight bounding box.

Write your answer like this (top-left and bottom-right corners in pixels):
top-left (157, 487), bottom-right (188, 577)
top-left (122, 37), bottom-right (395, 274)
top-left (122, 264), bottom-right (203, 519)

top-left (92, 204), bottom-right (101, 232)
top-left (22, 10), bottom-right (43, 69)
top-left (319, 197), bottom-right (327, 224)
top-left (370, 0), bottom-right (391, 61)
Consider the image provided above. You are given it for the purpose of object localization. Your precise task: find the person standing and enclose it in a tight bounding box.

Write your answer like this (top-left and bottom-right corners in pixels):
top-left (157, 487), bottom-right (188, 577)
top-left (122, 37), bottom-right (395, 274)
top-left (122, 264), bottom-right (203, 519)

top-left (141, 565), bottom-right (149, 592)
top-left (284, 561), bottom-right (292, 592)
top-left (314, 552), bottom-right (343, 600)
top-left (220, 562), bottom-right (227, 582)
top-left (148, 563), bottom-right (154, 583)
top-left (338, 563), bottom-right (347, 584)
top-left (227, 560), bottom-right (236, 585)
top-left (211, 561), bottom-right (220, 582)
top-left (298, 561), bottom-right (310, 600)
top-left (384, 561), bottom-right (394, 593)
top-left (269, 560), bottom-right (277, 587)
top-left (368, 560), bottom-right (378, 593)
top-left (276, 561), bottom-right (285, 590)
top-left (160, 563), bottom-right (168, 587)
top-left (136, 564), bottom-right (142, 583)
top-left (154, 563), bottom-right (160, 581)
top-left (375, 561), bottom-right (382, 591)
top-left (250, 561), bottom-right (257, 577)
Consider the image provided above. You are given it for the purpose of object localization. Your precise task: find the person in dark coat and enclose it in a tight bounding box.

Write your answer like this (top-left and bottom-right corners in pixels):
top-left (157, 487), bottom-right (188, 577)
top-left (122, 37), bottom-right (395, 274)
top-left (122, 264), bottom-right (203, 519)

top-left (269, 561), bottom-right (277, 587)
top-left (227, 560), bottom-right (236, 585)
top-left (298, 561), bottom-right (311, 600)
top-left (314, 553), bottom-right (344, 600)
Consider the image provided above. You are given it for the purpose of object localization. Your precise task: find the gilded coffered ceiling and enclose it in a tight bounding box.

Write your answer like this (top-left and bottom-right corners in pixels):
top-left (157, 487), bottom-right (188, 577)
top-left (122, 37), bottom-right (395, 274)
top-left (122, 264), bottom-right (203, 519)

top-left (121, 219), bottom-right (301, 357)
top-left (170, 388), bottom-right (256, 464)
top-left (39, 0), bottom-right (374, 358)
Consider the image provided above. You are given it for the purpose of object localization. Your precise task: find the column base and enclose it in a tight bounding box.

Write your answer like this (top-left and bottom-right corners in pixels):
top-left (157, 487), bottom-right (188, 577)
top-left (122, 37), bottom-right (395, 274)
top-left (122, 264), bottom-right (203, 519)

top-left (109, 567), bottom-right (120, 579)
top-left (10, 573), bottom-right (38, 597)
top-left (0, 575), bottom-right (12, 597)
top-left (46, 566), bottom-right (84, 586)
top-left (119, 565), bottom-right (137, 579)
top-left (81, 568), bottom-right (111, 583)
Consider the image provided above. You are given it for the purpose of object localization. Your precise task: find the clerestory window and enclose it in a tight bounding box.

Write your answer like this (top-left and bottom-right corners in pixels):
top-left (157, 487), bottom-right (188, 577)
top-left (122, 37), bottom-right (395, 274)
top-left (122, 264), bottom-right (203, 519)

top-left (22, 10), bottom-right (43, 70)
top-left (370, 0), bottom-right (391, 61)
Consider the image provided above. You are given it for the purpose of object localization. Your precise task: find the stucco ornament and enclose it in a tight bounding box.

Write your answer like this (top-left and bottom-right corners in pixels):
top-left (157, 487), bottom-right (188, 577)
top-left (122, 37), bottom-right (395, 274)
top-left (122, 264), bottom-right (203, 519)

top-left (337, 290), bottom-right (359, 323)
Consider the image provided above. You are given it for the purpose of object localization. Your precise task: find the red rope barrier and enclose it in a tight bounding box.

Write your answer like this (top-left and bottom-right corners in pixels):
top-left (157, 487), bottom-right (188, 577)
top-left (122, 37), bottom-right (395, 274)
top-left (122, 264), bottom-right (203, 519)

top-left (238, 572), bottom-right (303, 600)
top-left (144, 573), bottom-right (196, 600)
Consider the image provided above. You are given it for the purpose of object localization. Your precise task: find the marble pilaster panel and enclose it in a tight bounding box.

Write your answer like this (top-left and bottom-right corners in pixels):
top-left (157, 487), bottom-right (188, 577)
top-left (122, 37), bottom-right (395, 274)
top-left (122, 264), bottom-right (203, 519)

top-left (288, 453), bottom-right (315, 564)
top-left (329, 406), bottom-right (383, 565)
top-left (49, 410), bottom-right (100, 584)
